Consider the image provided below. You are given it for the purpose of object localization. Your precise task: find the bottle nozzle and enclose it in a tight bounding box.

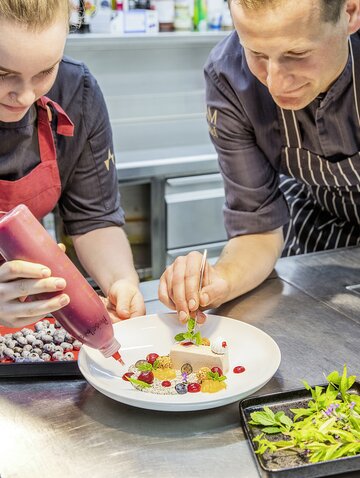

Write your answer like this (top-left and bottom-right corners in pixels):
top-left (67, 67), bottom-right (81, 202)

top-left (112, 350), bottom-right (125, 365)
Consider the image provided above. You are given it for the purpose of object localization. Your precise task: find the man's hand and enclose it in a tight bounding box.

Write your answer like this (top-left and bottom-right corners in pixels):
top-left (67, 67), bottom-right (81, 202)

top-left (158, 251), bottom-right (230, 324)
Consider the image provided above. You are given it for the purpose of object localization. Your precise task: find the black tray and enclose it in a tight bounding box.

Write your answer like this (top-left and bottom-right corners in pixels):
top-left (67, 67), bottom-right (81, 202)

top-left (0, 360), bottom-right (82, 378)
top-left (240, 382), bottom-right (360, 478)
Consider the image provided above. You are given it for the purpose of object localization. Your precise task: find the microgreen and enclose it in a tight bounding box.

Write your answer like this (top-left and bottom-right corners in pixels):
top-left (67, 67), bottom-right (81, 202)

top-left (127, 376), bottom-right (151, 388)
top-left (249, 365), bottom-right (360, 464)
top-left (207, 371), bottom-right (227, 382)
top-left (136, 362), bottom-right (153, 372)
top-left (174, 316), bottom-right (202, 345)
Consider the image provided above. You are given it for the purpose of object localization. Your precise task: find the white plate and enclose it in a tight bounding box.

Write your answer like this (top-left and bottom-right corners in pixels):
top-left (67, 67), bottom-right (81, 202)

top-left (78, 313), bottom-right (281, 412)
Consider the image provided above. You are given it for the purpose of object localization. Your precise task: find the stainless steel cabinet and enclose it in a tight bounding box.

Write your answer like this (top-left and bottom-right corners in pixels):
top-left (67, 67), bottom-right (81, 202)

top-left (165, 173), bottom-right (227, 261)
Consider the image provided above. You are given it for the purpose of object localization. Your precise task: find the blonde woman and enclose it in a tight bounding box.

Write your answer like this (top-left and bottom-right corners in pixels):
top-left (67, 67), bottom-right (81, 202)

top-left (0, 0), bottom-right (145, 328)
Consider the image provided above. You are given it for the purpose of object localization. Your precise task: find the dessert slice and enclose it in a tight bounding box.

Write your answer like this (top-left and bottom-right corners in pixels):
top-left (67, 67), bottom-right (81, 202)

top-left (170, 339), bottom-right (229, 374)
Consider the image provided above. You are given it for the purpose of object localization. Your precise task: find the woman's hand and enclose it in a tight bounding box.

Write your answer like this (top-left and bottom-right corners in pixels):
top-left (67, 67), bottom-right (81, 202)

top-left (0, 259), bottom-right (69, 328)
top-left (158, 251), bottom-right (230, 324)
top-left (102, 279), bottom-right (146, 322)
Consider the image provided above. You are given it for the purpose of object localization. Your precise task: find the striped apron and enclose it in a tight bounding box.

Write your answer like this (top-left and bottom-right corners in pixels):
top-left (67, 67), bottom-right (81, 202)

top-left (278, 38), bottom-right (360, 257)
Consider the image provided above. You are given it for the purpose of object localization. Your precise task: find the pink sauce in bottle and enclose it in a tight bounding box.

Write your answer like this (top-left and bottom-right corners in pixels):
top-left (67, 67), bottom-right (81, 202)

top-left (0, 204), bottom-right (123, 361)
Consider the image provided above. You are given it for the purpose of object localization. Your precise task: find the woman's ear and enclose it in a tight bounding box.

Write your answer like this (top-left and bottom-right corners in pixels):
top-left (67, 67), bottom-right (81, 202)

top-left (346, 0), bottom-right (360, 34)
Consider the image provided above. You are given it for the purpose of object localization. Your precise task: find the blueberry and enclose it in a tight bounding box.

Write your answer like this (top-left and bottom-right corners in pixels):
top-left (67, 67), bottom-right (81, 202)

top-left (43, 343), bottom-right (56, 354)
top-left (60, 342), bottom-right (73, 351)
top-left (4, 347), bottom-right (15, 358)
top-left (72, 340), bottom-right (82, 351)
top-left (12, 331), bottom-right (23, 339)
top-left (32, 339), bottom-right (44, 348)
top-left (31, 348), bottom-right (43, 355)
top-left (21, 351), bottom-right (31, 358)
top-left (16, 336), bottom-right (28, 346)
top-left (5, 339), bottom-right (16, 349)
top-left (52, 351), bottom-right (64, 361)
top-left (0, 336), bottom-right (5, 344)
top-left (54, 346), bottom-right (63, 353)
top-left (23, 344), bottom-right (32, 352)
top-left (20, 328), bottom-right (32, 336)
top-left (25, 334), bottom-right (36, 344)
top-left (53, 335), bottom-right (65, 345)
top-left (63, 352), bottom-right (75, 361)
top-left (41, 353), bottom-right (51, 362)
top-left (13, 346), bottom-right (23, 354)
top-left (40, 334), bottom-right (53, 344)
top-left (15, 357), bottom-right (27, 363)
top-left (65, 333), bottom-right (74, 343)
top-left (42, 319), bottom-right (51, 327)
top-left (34, 322), bottom-right (45, 331)
top-left (4, 333), bottom-right (13, 339)
top-left (28, 352), bottom-right (43, 362)
top-left (175, 383), bottom-right (188, 395)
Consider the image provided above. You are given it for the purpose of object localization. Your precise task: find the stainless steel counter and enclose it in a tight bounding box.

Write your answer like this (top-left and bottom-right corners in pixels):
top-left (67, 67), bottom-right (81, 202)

top-left (1, 248), bottom-right (360, 478)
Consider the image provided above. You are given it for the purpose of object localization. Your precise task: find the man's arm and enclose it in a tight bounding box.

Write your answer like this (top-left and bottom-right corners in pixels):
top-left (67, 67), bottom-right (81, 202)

top-left (158, 227), bottom-right (283, 322)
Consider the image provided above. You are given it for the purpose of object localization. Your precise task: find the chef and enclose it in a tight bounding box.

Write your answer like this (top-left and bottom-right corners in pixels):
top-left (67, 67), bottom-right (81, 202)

top-left (159, 0), bottom-right (360, 322)
top-left (0, 0), bottom-right (145, 328)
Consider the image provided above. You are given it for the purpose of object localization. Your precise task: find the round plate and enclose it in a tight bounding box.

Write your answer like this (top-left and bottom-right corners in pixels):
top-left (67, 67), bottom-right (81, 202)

top-left (78, 313), bottom-right (281, 412)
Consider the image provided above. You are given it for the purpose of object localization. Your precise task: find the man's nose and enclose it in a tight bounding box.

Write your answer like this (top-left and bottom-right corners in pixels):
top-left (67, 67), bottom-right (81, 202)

top-left (266, 60), bottom-right (294, 94)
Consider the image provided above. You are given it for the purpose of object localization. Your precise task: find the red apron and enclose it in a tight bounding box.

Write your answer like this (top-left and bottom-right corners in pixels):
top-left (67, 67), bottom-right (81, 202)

top-left (0, 96), bottom-right (74, 219)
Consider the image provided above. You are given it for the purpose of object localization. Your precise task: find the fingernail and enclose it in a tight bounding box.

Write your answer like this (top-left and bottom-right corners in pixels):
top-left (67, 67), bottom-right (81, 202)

top-left (60, 295), bottom-right (69, 306)
top-left (200, 293), bottom-right (209, 306)
top-left (41, 268), bottom-right (51, 277)
top-left (179, 311), bottom-right (188, 323)
top-left (55, 279), bottom-right (66, 289)
top-left (188, 298), bottom-right (196, 310)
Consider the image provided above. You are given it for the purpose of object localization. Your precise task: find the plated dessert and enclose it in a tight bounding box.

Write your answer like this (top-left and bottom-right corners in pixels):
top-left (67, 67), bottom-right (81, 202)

top-left (123, 316), bottom-right (245, 395)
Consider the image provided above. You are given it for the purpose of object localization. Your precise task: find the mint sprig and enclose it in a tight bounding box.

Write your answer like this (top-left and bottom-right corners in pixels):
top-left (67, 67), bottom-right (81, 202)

top-left (249, 365), bottom-right (360, 464)
top-left (174, 316), bottom-right (202, 345)
top-left (207, 371), bottom-right (227, 382)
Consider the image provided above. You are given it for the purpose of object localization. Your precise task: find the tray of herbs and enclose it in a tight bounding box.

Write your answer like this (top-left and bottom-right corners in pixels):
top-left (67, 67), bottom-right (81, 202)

top-left (240, 365), bottom-right (360, 478)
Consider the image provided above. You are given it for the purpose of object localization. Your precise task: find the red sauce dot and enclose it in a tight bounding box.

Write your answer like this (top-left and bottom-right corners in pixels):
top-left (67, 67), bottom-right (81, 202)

top-left (181, 341), bottom-right (194, 346)
top-left (233, 365), bottom-right (246, 374)
top-left (187, 382), bottom-right (201, 393)
top-left (162, 380), bottom-right (171, 387)
top-left (122, 372), bottom-right (134, 381)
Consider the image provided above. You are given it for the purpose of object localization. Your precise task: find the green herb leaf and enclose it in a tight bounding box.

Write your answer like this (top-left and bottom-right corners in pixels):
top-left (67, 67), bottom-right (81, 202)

top-left (127, 376), bottom-right (151, 388)
top-left (261, 426), bottom-right (282, 434)
top-left (174, 333), bottom-right (185, 342)
top-left (250, 366), bottom-right (360, 465)
top-left (136, 362), bottom-right (153, 371)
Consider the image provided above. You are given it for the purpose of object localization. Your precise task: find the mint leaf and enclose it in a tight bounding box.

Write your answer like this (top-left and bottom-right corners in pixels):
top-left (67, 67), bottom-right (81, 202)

top-left (187, 317), bottom-right (196, 333)
top-left (174, 333), bottom-right (185, 342)
top-left (136, 362), bottom-right (153, 371)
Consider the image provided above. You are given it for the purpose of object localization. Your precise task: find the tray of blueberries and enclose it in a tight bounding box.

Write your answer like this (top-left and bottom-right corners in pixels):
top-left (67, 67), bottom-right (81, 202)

top-left (0, 318), bottom-right (82, 377)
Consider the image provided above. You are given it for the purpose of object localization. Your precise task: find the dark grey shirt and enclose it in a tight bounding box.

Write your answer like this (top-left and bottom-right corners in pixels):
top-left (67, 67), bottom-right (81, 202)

top-left (205, 31), bottom-right (360, 238)
top-left (0, 56), bottom-right (125, 235)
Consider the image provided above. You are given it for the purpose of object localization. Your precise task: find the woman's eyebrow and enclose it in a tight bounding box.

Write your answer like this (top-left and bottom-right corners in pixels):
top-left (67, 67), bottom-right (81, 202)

top-left (0, 58), bottom-right (61, 75)
top-left (0, 65), bottom-right (20, 74)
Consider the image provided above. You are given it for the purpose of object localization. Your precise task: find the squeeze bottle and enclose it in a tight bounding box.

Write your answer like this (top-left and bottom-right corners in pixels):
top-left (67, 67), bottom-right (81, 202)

top-left (0, 204), bottom-right (124, 363)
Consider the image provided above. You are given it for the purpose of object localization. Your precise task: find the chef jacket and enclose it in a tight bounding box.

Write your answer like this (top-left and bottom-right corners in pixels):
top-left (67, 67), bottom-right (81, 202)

top-left (204, 30), bottom-right (360, 239)
top-left (0, 56), bottom-right (125, 236)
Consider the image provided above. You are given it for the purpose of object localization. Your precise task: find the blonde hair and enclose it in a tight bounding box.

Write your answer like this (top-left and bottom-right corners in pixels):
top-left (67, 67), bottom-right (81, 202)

top-left (230, 0), bottom-right (346, 24)
top-left (0, 0), bottom-right (72, 30)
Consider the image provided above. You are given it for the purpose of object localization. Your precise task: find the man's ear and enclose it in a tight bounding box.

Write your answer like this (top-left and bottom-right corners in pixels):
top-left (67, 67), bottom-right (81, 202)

top-left (346, 0), bottom-right (360, 34)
